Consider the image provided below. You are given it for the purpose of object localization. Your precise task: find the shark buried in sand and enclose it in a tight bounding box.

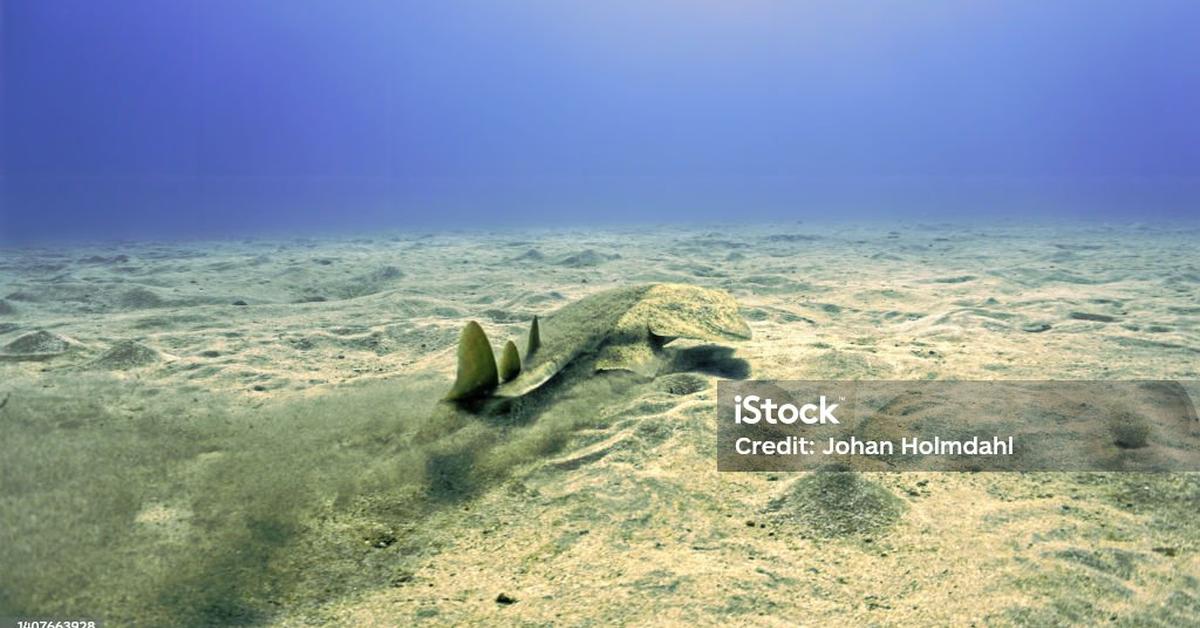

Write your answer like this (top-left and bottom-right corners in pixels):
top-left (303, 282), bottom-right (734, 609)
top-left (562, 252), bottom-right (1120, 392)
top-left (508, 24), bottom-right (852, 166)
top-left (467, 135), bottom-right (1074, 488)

top-left (443, 284), bottom-right (752, 411)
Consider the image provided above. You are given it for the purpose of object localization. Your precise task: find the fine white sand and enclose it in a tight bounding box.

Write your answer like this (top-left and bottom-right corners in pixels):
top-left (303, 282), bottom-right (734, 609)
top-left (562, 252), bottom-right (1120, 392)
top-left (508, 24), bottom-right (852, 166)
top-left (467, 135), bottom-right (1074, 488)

top-left (1, 221), bottom-right (1197, 625)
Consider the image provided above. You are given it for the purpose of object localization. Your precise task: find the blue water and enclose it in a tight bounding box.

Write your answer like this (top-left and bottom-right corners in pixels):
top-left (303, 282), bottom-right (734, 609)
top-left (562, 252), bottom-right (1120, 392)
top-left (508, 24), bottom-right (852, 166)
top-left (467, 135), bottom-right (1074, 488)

top-left (3, 1), bottom-right (1199, 242)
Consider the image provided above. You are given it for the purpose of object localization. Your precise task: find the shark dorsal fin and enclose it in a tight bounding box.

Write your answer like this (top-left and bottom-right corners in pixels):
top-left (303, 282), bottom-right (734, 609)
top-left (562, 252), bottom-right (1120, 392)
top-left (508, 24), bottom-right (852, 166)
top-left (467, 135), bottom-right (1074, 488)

top-left (444, 321), bottom-right (499, 401)
top-left (498, 340), bottom-right (522, 382)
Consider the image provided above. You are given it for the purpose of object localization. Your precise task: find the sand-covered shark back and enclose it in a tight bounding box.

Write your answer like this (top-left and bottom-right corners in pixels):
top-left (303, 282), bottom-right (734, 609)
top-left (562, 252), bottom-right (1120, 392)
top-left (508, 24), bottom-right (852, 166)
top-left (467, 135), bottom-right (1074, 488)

top-left (620, 283), bottom-right (753, 342)
top-left (493, 283), bottom-right (750, 398)
top-left (492, 286), bottom-right (650, 397)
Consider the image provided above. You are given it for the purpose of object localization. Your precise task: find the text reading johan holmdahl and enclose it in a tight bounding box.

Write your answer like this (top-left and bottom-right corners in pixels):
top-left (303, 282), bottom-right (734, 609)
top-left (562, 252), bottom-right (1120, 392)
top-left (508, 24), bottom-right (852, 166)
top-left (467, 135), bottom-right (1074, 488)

top-left (731, 394), bottom-right (1014, 457)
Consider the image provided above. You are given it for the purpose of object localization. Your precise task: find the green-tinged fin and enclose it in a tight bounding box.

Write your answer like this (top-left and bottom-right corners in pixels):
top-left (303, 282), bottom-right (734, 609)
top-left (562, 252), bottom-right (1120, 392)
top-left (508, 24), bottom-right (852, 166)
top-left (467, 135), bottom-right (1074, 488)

top-left (444, 321), bottom-right (499, 401)
top-left (498, 340), bottom-right (521, 382)
top-left (526, 315), bottom-right (541, 357)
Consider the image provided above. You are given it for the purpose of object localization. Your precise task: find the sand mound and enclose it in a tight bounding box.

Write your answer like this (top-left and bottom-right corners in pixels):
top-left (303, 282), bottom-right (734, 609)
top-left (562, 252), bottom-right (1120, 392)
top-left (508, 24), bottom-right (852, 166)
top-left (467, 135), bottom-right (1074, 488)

top-left (79, 254), bottom-right (130, 265)
top-left (512, 248), bottom-right (545, 261)
top-left (2, 330), bottom-right (72, 360)
top-left (117, 287), bottom-right (166, 309)
top-left (365, 265), bottom-right (405, 281)
top-left (557, 249), bottom-right (618, 267)
top-left (5, 291), bottom-right (40, 303)
top-left (294, 265), bottom-right (408, 302)
top-left (653, 373), bottom-right (708, 395)
top-left (1069, 311), bottom-right (1117, 323)
top-left (91, 340), bottom-right (163, 370)
top-left (766, 467), bottom-right (905, 538)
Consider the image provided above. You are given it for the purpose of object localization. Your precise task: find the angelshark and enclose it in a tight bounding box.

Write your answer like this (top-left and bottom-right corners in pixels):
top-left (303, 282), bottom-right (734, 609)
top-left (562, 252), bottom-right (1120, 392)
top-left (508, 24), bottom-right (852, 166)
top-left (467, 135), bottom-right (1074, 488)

top-left (443, 284), bottom-right (751, 409)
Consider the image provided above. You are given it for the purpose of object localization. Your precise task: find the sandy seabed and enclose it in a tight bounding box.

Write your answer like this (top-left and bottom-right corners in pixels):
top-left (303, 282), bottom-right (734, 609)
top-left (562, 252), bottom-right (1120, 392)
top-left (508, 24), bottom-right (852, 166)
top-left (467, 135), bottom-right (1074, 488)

top-left (1, 221), bottom-right (1198, 625)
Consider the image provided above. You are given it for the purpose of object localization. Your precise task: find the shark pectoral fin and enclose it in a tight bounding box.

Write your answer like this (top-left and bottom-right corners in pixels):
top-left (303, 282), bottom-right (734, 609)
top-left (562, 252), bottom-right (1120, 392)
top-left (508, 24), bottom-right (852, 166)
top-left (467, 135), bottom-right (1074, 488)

top-left (594, 341), bottom-right (662, 378)
top-left (637, 284), bottom-right (752, 342)
top-left (444, 321), bottom-right (499, 401)
top-left (648, 331), bottom-right (677, 349)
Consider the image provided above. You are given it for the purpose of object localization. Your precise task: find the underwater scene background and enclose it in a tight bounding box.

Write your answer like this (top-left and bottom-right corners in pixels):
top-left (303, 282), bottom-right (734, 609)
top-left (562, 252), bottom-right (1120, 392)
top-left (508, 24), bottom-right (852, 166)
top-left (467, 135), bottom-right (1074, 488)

top-left (2, 1), bottom-right (1199, 626)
